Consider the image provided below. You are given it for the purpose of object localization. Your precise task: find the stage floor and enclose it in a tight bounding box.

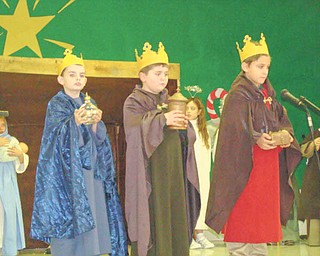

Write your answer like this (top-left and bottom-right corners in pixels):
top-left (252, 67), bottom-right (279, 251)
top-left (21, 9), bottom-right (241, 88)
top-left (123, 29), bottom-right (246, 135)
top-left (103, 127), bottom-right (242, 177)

top-left (18, 241), bottom-right (320, 256)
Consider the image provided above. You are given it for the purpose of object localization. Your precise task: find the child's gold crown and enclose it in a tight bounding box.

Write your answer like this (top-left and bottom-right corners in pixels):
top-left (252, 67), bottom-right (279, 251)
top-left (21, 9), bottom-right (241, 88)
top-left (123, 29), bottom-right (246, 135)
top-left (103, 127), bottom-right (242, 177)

top-left (236, 33), bottom-right (269, 62)
top-left (135, 42), bottom-right (169, 71)
top-left (58, 49), bottom-right (84, 75)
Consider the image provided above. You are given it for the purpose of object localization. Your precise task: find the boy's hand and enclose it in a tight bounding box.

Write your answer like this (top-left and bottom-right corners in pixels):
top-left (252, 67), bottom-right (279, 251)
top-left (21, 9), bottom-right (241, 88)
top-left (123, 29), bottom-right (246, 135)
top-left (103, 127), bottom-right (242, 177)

top-left (0, 137), bottom-right (9, 147)
top-left (74, 106), bottom-right (87, 126)
top-left (256, 133), bottom-right (277, 150)
top-left (91, 109), bottom-right (103, 133)
top-left (91, 108), bottom-right (102, 124)
top-left (314, 137), bottom-right (320, 151)
top-left (7, 146), bottom-right (23, 157)
top-left (164, 110), bottom-right (188, 128)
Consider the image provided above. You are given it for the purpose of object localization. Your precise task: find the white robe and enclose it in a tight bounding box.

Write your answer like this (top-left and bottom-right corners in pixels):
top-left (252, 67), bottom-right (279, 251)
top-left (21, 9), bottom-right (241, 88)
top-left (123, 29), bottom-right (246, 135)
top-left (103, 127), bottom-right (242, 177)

top-left (0, 140), bottom-right (28, 254)
top-left (190, 119), bottom-right (211, 230)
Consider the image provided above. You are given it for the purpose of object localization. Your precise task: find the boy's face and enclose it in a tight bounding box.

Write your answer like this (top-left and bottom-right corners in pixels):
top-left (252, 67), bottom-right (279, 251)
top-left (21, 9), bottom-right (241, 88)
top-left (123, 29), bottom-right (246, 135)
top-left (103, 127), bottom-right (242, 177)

top-left (57, 64), bottom-right (87, 98)
top-left (186, 101), bottom-right (201, 120)
top-left (139, 65), bottom-right (169, 94)
top-left (0, 118), bottom-right (6, 134)
top-left (242, 55), bottom-right (270, 87)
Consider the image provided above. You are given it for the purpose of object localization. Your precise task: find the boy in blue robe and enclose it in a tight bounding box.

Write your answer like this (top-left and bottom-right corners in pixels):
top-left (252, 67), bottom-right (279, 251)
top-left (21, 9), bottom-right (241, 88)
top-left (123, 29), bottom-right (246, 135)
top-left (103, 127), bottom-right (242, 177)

top-left (30, 49), bottom-right (127, 256)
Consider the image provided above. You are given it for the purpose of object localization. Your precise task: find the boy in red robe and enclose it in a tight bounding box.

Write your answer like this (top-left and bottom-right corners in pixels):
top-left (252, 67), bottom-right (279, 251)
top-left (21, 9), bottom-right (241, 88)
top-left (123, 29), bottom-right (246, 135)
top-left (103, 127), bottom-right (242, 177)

top-left (205, 33), bottom-right (301, 255)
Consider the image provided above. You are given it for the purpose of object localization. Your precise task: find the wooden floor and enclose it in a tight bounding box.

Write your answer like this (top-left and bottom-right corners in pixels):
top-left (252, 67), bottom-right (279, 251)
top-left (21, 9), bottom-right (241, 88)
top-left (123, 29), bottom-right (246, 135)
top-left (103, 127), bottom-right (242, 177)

top-left (17, 241), bottom-right (320, 256)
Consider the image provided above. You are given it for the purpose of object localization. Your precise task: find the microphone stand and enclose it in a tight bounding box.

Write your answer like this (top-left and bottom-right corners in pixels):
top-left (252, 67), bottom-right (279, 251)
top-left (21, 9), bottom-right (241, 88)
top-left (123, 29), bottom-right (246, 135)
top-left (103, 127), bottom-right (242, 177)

top-left (304, 107), bottom-right (320, 172)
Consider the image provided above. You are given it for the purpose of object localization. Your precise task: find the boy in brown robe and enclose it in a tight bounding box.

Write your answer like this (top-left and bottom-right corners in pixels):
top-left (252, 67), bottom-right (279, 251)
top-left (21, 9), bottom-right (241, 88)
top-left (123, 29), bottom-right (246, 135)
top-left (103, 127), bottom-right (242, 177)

top-left (124, 42), bottom-right (200, 256)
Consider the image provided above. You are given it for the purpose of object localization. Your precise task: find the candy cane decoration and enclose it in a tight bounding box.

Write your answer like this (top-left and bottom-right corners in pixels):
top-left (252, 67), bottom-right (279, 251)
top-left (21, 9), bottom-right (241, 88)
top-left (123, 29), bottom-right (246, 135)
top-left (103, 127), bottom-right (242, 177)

top-left (206, 88), bottom-right (228, 120)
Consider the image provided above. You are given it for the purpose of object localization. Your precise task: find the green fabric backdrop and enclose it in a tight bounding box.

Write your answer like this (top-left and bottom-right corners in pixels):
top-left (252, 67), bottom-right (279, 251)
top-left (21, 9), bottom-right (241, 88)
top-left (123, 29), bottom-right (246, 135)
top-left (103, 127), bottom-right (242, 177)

top-left (1, 0), bottom-right (319, 185)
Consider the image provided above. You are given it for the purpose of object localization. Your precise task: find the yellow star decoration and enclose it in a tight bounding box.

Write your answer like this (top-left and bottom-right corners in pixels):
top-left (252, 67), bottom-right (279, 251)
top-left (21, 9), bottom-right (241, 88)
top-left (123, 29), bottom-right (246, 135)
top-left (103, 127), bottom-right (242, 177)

top-left (0, 0), bottom-right (54, 57)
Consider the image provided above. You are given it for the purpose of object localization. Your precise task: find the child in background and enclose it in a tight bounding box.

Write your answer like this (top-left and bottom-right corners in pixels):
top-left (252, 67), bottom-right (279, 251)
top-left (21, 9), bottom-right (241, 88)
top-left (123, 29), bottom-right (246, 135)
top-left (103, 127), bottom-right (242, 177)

top-left (30, 49), bottom-right (127, 256)
top-left (298, 128), bottom-right (320, 246)
top-left (124, 42), bottom-right (200, 256)
top-left (0, 114), bottom-right (29, 256)
top-left (205, 33), bottom-right (301, 256)
top-left (186, 97), bottom-right (215, 249)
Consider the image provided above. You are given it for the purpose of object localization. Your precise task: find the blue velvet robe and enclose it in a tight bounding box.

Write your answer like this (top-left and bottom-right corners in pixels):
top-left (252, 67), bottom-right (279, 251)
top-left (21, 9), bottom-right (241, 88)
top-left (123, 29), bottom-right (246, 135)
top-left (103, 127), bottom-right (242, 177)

top-left (30, 90), bottom-right (127, 256)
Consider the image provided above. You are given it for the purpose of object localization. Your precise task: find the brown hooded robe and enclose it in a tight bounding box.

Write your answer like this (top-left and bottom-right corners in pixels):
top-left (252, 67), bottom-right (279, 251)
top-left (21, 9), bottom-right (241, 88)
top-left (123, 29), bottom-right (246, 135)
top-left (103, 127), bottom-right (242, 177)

top-left (205, 72), bottom-right (301, 236)
top-left (124, 85), bottom-right (200, 256)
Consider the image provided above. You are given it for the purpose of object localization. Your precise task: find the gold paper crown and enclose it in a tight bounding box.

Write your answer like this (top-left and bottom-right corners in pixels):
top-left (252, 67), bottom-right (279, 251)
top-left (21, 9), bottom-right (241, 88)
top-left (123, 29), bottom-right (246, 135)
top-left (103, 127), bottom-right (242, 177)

top-left (135, 42), bottom-right (169, 71)
top-left (58, 49), bottom-right (84, 75)
top-left (236, 33), bottom-right (269, 62)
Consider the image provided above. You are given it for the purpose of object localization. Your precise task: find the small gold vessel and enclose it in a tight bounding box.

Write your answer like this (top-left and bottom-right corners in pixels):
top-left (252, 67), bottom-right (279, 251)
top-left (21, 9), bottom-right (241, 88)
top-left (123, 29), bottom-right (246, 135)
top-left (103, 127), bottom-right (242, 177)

top-left (167, 80), bottom-right (187, 130)
top-left (82, 93), bottom-right (97, 125)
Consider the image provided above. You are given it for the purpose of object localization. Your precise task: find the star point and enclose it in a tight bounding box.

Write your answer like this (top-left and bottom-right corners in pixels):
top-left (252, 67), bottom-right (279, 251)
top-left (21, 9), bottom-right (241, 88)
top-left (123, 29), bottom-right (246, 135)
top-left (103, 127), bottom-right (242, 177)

top-left (0, 0), bottom-right (55, 57)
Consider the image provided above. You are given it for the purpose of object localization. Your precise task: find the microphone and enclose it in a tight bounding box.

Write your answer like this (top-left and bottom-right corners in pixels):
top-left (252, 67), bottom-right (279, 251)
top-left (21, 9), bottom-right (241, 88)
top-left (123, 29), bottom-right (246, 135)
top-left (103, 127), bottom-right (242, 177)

top-left (280, 89), bottom-right (306, 109)
top-left (299, 96), bottom-right (320, 116)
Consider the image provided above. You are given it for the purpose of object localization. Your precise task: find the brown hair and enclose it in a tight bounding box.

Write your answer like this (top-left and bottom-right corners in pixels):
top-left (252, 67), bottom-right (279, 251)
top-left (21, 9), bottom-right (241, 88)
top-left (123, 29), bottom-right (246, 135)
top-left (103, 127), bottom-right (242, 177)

top-left (186, 97), bottom-right (210, 149)
top-left (140, 63), bottom-right (169, 74)
top-left (60, 64), bottom-right (85, 76)
top-left (243, 54), bottom-right (271, 65)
